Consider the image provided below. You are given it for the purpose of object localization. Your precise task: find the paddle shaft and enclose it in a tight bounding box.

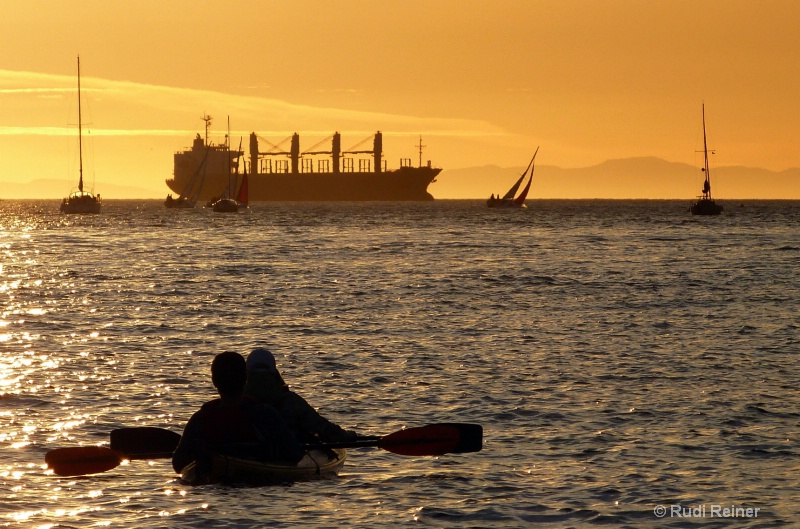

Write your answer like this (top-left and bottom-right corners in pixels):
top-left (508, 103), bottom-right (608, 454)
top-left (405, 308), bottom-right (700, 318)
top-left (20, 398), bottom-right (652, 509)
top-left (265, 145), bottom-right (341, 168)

top-left (112, 423), bottom-right (482, 457)
top-left (46, 423), bottom-right (483, 477)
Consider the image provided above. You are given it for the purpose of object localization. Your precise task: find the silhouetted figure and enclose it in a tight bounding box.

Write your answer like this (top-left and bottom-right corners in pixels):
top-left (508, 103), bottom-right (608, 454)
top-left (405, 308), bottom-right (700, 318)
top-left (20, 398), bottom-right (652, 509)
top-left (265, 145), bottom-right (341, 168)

top-left (244, 348), bottom-right (358, 443)
top-left (172, 351), bottom-right (304, 476)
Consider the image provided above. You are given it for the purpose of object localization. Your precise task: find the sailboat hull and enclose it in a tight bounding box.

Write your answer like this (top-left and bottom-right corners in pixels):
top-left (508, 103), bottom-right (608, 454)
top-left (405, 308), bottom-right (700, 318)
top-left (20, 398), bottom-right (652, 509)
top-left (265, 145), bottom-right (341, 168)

top-left (164, 195), bottom-right (195, 208)
top-left (486, 198), bottom-right (526, 208)
top-left (211, 198), bottom-right (241, 212)
top-left (60, 192), bottom-right (101, 214)
top-left (690, 199), bottom-right (723, 215)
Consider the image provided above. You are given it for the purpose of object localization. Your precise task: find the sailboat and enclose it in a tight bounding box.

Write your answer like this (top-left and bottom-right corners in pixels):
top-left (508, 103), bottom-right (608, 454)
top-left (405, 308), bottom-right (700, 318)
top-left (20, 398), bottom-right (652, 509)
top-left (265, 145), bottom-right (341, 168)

top-left (212, 170), bottom-right (248, 212)
top-left (165, 144), bottom-right (209, 208)
top-left (690, 104), bottom-right (723, 215)
top-left (211, 130), bottom-right (247, 213)
top-left (487, 147), bottom-right (539, 208)
top-left (60, 56), bottom-right (101, 214)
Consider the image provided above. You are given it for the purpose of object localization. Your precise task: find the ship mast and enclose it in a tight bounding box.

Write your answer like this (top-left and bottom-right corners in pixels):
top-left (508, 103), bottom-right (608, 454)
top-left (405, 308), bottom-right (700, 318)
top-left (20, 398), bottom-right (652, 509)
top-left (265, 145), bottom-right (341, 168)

top-left (417, 135), bottom-right (426, 167)
top-left (227, 115), bottom-right (232, 196)
top-left (202, 114), bottom-right (212, 145)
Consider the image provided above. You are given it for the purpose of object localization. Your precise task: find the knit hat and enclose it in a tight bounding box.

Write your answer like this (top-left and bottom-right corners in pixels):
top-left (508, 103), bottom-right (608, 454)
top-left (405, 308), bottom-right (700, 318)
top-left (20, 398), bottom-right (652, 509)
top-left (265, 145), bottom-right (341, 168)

top-left (247, 348), bottom-right (277, 372)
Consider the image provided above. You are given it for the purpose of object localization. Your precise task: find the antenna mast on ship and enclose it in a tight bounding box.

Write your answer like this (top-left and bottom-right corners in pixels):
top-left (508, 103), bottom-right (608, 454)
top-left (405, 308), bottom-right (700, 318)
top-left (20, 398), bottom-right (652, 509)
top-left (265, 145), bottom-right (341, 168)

top-left (202, 114), bottom-right (212, 145)
top-left (417, 135), bottom-right (426, 167)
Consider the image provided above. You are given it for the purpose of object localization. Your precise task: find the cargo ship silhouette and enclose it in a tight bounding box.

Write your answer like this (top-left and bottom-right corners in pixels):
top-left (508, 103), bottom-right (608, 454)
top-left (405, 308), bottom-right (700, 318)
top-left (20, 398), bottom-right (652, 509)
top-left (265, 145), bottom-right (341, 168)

top-left (166, 115), bottom-right (441, 202)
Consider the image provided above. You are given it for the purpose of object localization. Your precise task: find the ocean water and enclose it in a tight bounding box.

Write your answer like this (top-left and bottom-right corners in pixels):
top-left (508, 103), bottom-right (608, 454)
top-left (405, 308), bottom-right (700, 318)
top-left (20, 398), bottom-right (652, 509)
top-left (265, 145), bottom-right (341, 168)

top-left (1, 199), bottom-right (798, 528)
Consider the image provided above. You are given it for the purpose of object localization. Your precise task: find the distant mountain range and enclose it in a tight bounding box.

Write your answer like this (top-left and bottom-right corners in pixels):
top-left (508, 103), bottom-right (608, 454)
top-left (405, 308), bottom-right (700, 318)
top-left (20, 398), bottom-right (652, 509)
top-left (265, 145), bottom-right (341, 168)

top-left (3, 157), bottom-right (800, 200)
top-left (435, 157), bottom-right (800, 200)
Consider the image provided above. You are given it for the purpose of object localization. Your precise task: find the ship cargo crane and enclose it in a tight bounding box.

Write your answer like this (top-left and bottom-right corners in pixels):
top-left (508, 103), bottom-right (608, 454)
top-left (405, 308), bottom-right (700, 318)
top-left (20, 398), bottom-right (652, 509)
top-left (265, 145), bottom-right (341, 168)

top-left (250, 131), bottom-right (385, 175)
top-left (302, 134), bottom-right (335, 155)
top-left (255, 134), bottom-right (293, 154)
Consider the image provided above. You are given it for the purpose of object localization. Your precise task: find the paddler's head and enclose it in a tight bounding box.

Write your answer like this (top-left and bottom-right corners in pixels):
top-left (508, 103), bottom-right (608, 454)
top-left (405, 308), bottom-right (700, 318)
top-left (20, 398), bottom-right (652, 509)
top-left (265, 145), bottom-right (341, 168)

top-left (211, 351), bottom-right (247, 398)
top-left (246, 348), bottom-right (277, 373)
top-left (246, 348), bottom-right (288, 389)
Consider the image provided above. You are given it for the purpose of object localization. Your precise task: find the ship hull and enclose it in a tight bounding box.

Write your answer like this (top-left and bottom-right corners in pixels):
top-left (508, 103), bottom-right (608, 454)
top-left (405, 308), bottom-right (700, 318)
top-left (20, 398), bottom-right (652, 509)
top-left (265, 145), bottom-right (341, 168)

top-left (167, 167), bottom-right (439, 201)
top-left (168, 129), bottom-right (440, 201)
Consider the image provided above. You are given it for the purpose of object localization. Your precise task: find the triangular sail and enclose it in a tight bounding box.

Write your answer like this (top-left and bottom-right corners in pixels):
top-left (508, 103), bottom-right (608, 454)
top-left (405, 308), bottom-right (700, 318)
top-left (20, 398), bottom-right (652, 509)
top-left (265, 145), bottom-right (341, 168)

top-left (502, 152), bottom-right (536, 200)
top-left (236, 168), bottom-right (249, 205)
top-left (513, 146), bottom-right (538, 205)
top-left (178, 147), bottom-right (210, 203)
top-left (501, 173), bottom-right (526, 201)
top-left (514, 174), bottom-right (533, 205)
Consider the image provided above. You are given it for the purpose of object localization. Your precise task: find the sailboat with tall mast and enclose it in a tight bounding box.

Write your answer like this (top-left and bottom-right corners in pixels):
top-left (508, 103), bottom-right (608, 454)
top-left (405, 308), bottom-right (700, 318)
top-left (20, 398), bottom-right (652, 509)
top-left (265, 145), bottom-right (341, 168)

top-left (166, 116), bottom-right (213, 208)
top-left (690, 104), bottom-right (723, 215)
top-left (210, 119), bottom-right (246, 213)
top-left (60, 56), bottom-right (101, 214)
top-left (487, 147), bottom-right (539, 208)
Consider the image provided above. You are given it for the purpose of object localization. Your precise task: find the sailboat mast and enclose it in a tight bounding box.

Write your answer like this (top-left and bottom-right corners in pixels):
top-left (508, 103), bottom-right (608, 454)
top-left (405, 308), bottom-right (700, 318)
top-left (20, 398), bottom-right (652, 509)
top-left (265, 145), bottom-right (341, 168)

top-left (702, 104), bottom-right (711, 197)
top-left (227, 116), bottom-right (232, 197)
top-left (77, 56), bottom-right (84, 193)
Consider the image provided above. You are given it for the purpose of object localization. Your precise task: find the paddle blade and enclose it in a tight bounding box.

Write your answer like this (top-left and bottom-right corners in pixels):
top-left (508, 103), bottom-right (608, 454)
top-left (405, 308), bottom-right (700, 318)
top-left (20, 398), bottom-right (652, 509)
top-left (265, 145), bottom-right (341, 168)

top-left (110, 427), bottom-right (180, 459)
top-left (45, 446), bottom-right (122, 477)
top-left (379, 423), bottom-right (483, 456)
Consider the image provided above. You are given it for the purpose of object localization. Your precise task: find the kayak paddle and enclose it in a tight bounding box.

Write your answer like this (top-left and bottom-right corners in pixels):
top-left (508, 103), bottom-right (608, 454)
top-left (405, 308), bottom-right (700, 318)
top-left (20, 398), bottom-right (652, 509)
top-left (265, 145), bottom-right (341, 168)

top-left (306, 423), bottom-right (483, 456)
top-left (45, 428), bottom-right (181, 476)
top-left (46, 423), bottom-right (483, 477)
top-left (111, 423), bottom-right (483, 458)
top-left (45, 446), bottom-right (126, 477)
top-left (110, 426), bottom-right (181, 459)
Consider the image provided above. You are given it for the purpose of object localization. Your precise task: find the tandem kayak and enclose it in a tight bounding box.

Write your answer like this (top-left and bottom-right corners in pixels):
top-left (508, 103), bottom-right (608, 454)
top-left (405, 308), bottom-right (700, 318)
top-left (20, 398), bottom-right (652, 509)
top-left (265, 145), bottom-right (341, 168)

top-left (180, 448), bottom-right (347, 486)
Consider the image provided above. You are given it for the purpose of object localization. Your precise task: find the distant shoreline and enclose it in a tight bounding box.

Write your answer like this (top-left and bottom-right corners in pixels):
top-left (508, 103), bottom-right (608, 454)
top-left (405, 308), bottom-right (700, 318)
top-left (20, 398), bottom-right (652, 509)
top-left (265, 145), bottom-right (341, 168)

top-left (3, 157), bottom-right (800, 200)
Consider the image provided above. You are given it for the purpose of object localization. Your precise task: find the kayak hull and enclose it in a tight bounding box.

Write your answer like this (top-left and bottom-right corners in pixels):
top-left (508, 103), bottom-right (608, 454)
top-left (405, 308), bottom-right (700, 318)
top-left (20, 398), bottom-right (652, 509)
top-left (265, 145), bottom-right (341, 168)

top-left (180, 448), bottom-right (347, 486)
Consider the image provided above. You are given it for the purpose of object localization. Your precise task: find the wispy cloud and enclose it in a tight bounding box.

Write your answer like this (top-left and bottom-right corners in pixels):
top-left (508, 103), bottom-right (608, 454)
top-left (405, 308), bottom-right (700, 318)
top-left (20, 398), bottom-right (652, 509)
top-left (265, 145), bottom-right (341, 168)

top-left (0, 69), bottom-right (507, 140)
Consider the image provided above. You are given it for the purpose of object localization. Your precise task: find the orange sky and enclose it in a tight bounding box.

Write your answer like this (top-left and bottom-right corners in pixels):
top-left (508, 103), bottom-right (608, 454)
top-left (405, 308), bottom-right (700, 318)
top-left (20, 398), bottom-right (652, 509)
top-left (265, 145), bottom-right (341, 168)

top-left (1, 0), bottom-right (798, 198)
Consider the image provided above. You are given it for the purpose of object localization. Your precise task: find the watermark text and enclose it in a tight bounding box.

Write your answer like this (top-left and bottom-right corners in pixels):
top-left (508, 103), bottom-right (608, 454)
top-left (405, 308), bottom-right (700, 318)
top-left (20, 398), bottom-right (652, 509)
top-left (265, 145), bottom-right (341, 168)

top-left (653, 504), bottom-right (760, 519)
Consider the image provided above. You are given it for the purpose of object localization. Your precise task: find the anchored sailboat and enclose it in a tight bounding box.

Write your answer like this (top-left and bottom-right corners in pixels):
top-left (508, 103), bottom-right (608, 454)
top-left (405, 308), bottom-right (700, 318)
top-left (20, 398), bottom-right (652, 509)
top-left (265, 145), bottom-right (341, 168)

top-left (166, 122), bottom-right (212, 209)
top-left (164, 154), bottom-right (205, 207)
top-left (690, 104), bottom-right (723, 215)
top-left (210, 128), bottom-right (249, 213)
top-left (60, 56), bottom-right (101, 214)
top-left (487, 147), bottom-right (539, 208)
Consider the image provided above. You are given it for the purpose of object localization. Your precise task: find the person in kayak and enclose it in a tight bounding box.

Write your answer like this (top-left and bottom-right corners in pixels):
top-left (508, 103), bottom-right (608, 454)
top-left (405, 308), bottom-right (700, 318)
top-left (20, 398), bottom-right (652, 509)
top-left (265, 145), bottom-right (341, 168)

top-left (244, 348), bottom-right (359, 443)
top-left (172, 351), bottom-right (305, 475)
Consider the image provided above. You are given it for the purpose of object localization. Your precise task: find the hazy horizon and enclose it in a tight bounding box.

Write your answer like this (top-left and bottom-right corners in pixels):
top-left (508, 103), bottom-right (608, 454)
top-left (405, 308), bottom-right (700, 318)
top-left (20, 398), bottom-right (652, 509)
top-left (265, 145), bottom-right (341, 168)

top-left (5, 157), bottom-right (799, 201)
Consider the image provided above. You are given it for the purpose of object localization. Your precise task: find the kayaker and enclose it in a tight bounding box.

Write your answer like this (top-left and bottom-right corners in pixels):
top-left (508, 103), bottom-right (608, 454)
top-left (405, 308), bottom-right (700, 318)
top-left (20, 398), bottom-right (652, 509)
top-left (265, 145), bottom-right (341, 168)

top-left (172, 351), bottom-right (305, 475)
top-left (244, 348), bottom-right (359, 443)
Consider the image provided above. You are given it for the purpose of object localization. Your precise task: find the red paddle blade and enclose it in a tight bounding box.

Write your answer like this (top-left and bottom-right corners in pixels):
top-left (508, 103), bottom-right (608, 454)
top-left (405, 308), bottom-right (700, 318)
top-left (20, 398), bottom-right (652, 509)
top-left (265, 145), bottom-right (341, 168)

top-left (110, 427), bottom-right (180, 459)
top-left (45, 446), bottom-right (123, 476)
top-left (379, 423), bottom-right (483, 456)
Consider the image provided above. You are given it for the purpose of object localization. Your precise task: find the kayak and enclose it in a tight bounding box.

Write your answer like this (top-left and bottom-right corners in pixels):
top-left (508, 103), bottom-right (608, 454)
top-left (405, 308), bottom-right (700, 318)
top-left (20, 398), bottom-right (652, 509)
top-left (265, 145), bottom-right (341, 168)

top-left (180, 448), bottom-right (347, 486)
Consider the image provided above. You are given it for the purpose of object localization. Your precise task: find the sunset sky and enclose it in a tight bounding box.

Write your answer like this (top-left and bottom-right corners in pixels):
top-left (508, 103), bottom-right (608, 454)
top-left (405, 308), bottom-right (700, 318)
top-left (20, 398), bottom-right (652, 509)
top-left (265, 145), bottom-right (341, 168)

top-left (1, 0), bottom-right (798, 198)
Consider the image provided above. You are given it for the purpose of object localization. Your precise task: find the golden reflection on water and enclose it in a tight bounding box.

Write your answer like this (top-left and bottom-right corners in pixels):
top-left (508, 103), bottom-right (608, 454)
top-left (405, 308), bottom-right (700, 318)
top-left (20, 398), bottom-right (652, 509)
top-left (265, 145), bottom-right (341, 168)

top-left (2, 201), bottom-right (800, 527)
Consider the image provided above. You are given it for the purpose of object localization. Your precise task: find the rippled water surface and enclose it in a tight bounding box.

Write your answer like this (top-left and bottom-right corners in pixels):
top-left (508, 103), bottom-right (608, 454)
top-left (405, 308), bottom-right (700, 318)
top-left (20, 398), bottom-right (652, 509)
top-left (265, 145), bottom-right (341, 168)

top-left (1, 199), bottom-right (799, 528)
